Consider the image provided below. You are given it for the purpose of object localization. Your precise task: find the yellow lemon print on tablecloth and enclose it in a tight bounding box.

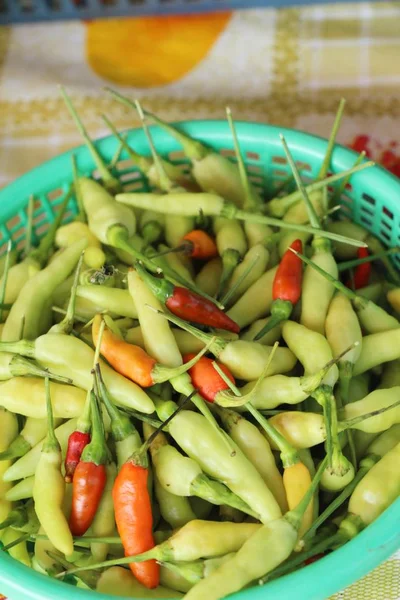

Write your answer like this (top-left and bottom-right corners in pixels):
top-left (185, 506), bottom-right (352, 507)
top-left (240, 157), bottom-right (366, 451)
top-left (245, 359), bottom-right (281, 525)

top-left (85, 12), bottom-right (232, 88)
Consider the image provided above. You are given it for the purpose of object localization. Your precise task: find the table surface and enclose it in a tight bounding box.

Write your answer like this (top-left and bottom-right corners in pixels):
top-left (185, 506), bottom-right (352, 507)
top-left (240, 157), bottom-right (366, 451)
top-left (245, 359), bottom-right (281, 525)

top-left (0, 3), bottom-right (399, 598)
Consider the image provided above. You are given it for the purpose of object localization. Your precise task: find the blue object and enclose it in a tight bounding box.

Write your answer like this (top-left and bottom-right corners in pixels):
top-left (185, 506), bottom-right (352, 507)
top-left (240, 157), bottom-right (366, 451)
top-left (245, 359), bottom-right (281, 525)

top-left (0, 0), bottom-right (388, 25)
top-left (0, 119), bottom-right (399, 599)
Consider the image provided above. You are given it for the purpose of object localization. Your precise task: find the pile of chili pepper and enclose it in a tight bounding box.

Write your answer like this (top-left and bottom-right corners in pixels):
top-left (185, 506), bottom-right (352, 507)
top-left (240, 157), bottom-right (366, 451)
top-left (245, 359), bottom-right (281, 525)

top-left (0, 90), bottom-right (399, 600)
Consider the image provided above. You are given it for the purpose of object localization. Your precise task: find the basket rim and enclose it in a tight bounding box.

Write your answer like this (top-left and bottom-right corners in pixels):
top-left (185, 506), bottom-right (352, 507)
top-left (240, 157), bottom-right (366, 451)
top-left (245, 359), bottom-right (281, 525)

top-left (1, 119), bottom-right (400, 204)
top-left (0, 119), bottom-right (399, 600)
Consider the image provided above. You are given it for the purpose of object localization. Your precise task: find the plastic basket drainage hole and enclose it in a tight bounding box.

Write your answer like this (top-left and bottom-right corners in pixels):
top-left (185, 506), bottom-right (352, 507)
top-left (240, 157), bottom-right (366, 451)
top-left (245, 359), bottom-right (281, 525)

top-left (362, 192), bottom-right (376, 206)
top-left (383, 206), bottom-right (394, 220)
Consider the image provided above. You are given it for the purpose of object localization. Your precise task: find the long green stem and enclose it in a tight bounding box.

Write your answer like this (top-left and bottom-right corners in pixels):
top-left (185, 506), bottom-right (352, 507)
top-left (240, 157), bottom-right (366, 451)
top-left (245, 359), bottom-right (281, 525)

top-left (267, 160), bottom-right (373, 216)
top-left (338, 247), bottom-right (400, 271)
top-left (135, 99), bottom-right (175, 193)
top-left (101, 114), bottom-right (152, 174)
top-left (29, 187), bottom-right (72, 267)
top-left (302, 462), bottom-right (373, 544)
top-left (59, 86), bottom-right (120, 193)
top-left (226, 106), bottom-right (261, 210)
top-left (212, 353), bottom-right (300, 467)
top-left (319, 99), bottom-right (346, 180)
top-left (25, 196), bottom-right (35, 256)
top-left (71, 154), bottom-right (86, 223)
top-left (280, 134), bottom-right (321, 229)
top-left (108, 226), bottom-right (224, 309)
top-left (106, 88), bottom-right (208, 161)
top-left (49, 252), bottom-right (84, 335)
top-left (332, 151), bottom-right (365, 206)
top-left (232, 207), bottom-right (368, 248)
top-left (0, 240), bottom-right (12, 322)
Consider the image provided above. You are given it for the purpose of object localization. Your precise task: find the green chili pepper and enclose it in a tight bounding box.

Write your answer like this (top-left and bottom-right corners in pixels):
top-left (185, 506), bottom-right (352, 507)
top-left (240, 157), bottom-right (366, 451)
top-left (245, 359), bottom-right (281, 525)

top-left (3, 419), bottom-right (78, 482)
top-left (0, 416), bottom-right (62, 462)
top-left (96, 565), bottom-right (183, 598)
top-left (182, 457), bottom-right (328, 599)
top-left (0, 333), bottom-right (154, 414)
top-left (168, 410), bottom-right (282, 524)
top-left (2, 238), bottom-right (87, 342)
top-left (5, 476), bottom-right (35, 502)
top-left (217, 407), bottom-right (288, 513)
top-left (292, 246), bottom-right (400, 334)
top-left (33, 378), bottom-right (74, 556)
top-left (144, 423), bottom-right (257, 518)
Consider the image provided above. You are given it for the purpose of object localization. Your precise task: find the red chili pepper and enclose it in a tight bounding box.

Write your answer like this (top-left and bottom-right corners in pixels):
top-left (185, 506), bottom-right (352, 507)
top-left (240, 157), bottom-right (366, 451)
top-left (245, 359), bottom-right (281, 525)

top-left (69, 391), bottom-right (109, 536)
top-left (254, 239), bottom-right (303, 340)
top-left (183, 353), bottom-right (235, 402)
top-left (181, 230), bottom-right (218, 260)
top-left (64, 431), bottom-right (91, 484)
top-left (112, 407), bottom-right (185, 589)
top-left (65, 390), bottom-right (92, 483)
top-left (346, 247), bottom-right (371, 290)
top-left (349, 135), bottom-right (373, 158)
top-left (304, 553), bottom-right (325, 565)
top-left (134, 263), bottom-right (240, 333)
top-left (113, 460), bottom-right (159, 589)
top-left (91, 315), bottom-right (210, 388)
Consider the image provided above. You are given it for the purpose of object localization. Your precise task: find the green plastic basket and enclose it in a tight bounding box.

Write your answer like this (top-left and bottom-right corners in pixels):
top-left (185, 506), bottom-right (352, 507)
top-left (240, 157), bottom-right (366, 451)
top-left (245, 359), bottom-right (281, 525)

top-left (0, 120), bottom-right (399, 600)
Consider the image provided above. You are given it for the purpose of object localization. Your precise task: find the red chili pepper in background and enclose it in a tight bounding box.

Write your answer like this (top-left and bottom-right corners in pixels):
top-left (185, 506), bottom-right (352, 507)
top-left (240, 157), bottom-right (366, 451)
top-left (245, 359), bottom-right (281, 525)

top-left (64, 390), bottom-right (92, 483)
top-left (253, 239), bottom-right (303, 340)
top-left (183, 353), bottom-right (235, 402)
top-left (346, 247), bottom-right (371, 290)
top-left (181, 229), bottom-right (218, 259)
top-left (69, 391), bottom-right (109, 536)
top-left (304, 553), bottom-right (325, 565)
top-left (134, 263), bottom-right (240, 333)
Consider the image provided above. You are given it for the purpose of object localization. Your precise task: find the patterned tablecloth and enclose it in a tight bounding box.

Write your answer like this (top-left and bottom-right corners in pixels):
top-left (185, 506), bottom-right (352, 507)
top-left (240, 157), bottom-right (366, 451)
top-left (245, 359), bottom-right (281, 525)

top-left (0, 3), bottom-right (399, 598)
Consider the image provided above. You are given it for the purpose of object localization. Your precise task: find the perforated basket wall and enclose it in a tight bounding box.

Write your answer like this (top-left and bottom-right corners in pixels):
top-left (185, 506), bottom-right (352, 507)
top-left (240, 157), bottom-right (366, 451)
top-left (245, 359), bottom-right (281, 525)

top-left (0, 120), bottom-right (399, 600)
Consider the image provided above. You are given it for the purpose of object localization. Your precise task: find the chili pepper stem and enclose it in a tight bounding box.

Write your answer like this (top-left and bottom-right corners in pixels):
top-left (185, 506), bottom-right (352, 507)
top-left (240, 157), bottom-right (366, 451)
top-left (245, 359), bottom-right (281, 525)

top-left (312, 386), bottom-right (335, 469)
top-left (109, 226), bottom-right (224, 308)
top-left (101, 114), bottom-right (151, 175)
top-left (212, 351), bottom-right (300, 467)
top-left (146, 306), bottom-right (226, 356)
top-left (301, 459), bottom-right (376, 545)
top-left (0, 240), bottom-right (12, 322)
top-left (220, 254), bottom-right (260, 307)
top-left (217, 249), bottom-right (241, 299)
top-left (29, 187), bottom-right (72, 267)
top-left (59, 86), bottom-right (120, 193)
top-left (152, 337), bottom-right (215, 383)
top-left (128, 390), bottom-right (197, 469)
top-left (42, 377), bottom-right (59, 451)
top-left (8, 355), bottom-right (72, 384)
top-left (229, 207), bottom-right (370, 249)
top-left (280, 135), bottom-right (321, 230)
top-left (170, 374), bottom-right (235, 453)
top-left (339, 396), bottom-right (400, 431)
top-left (289, 247), bottom-right (366, 310)
top-left (338, 247), bottom-right (400, 271)
top-left (135, 99), bottom-right (175, 193)
top-left (50, 252), bottom-right (84, 335)
top-left (260, 532), bottom-right (336, 585)
top-left (226, 106), bottom-right (261, 211)
top-left (267, 161), bottom-right (373, 217)
top-left (71, 154), bottom-right (86, 223)
top-left (337, 361), bottom-right (357, 470)
top-left (283, 455), bottom-right (328, 531)
top-left (107, 88), bottom-right (206, 160)
top-left (253, 300), bottom-right (292, 341)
